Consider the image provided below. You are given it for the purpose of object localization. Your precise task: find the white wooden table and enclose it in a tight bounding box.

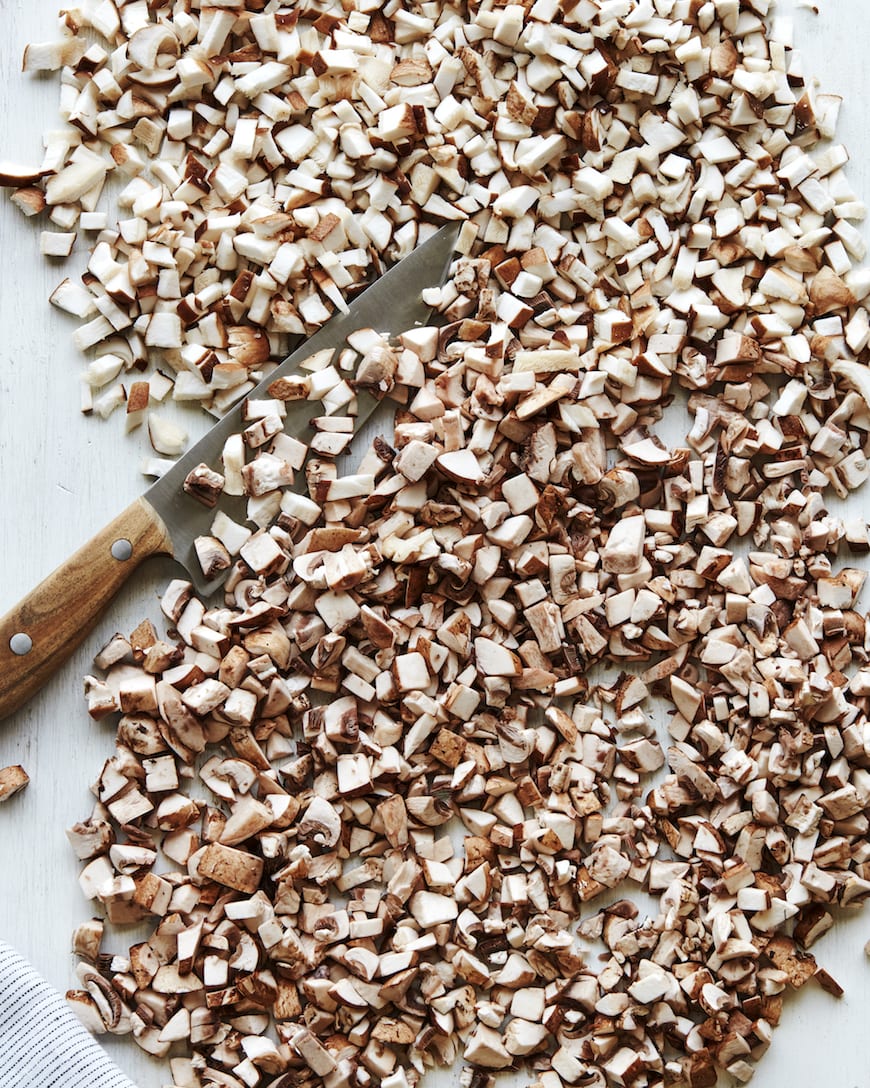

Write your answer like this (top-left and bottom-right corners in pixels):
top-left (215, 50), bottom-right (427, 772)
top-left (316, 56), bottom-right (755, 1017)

top-left (0, 3), bottom-right (869, 1086)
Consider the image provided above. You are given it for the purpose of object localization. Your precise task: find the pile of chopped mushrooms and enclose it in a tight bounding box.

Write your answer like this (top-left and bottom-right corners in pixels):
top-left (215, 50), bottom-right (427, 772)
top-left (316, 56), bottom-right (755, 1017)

top-left (8, 0), bottom-right (870, 1085)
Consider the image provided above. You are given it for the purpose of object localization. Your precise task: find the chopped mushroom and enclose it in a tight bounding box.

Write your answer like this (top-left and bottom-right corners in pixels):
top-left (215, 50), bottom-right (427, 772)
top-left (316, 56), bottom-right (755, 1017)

top-left (0, 765), bottom-right (29, 803)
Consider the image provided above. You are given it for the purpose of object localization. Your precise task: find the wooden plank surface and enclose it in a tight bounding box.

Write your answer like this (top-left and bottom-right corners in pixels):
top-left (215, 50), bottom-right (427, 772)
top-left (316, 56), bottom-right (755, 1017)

top-left (0, 4), bottom-right (869, 1087)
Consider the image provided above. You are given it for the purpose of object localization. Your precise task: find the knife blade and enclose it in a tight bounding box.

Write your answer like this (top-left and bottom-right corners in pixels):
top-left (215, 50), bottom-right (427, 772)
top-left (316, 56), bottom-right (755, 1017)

top-left (0, 222), bottom-right (461, 722)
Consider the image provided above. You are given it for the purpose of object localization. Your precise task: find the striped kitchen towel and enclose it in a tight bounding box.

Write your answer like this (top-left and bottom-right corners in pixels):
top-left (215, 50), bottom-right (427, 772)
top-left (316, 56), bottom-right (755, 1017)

top-left (0, 940), bottom-right (137, 1088)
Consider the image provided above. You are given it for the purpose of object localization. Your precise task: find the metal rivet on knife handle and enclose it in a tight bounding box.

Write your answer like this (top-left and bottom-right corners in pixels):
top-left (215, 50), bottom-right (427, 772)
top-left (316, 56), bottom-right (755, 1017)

top-left (111, 539), bottom-right (133, 561)
top-left (9, 634), bottom-right (32, 656)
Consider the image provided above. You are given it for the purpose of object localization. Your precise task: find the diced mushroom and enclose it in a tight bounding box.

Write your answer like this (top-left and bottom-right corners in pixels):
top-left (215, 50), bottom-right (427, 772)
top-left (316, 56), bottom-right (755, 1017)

top-left (0, 765), bottom-right (29, 803)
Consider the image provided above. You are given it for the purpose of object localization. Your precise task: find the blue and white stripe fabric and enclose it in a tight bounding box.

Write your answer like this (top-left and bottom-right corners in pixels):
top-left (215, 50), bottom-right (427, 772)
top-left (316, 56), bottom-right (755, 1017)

top-left (0, 940), bottom-right (137, 1088)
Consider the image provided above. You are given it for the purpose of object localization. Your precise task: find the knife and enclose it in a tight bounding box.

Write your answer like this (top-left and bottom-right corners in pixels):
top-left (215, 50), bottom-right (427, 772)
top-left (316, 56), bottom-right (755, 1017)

top-left (0, 222), bottom-right (461, 722)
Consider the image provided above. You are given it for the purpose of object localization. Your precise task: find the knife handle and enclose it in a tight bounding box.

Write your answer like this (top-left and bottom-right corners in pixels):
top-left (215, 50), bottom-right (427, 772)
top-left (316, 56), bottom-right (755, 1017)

top-left (0, 497), bottom-right (173, 722)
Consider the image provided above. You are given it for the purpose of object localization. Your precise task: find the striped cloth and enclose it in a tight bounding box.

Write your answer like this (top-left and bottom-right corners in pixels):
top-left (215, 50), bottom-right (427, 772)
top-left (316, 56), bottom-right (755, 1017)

top-left (0, 940), bottom-right (137, 1088)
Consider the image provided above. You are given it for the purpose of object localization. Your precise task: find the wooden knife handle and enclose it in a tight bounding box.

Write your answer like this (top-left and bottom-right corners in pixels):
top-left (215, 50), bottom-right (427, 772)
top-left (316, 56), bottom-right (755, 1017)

top-left (0, 497), bottom-right (173, 722)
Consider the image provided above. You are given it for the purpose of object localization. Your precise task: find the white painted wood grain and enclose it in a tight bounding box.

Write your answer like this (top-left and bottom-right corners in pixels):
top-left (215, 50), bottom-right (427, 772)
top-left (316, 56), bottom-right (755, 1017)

top-left (0, 4), bottom-right (869, 1087)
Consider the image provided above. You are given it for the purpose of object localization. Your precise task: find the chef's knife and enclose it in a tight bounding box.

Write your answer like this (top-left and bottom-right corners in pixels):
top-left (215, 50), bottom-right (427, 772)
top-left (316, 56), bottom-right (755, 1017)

top-left (0, 222), bottom-right (461, 722)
